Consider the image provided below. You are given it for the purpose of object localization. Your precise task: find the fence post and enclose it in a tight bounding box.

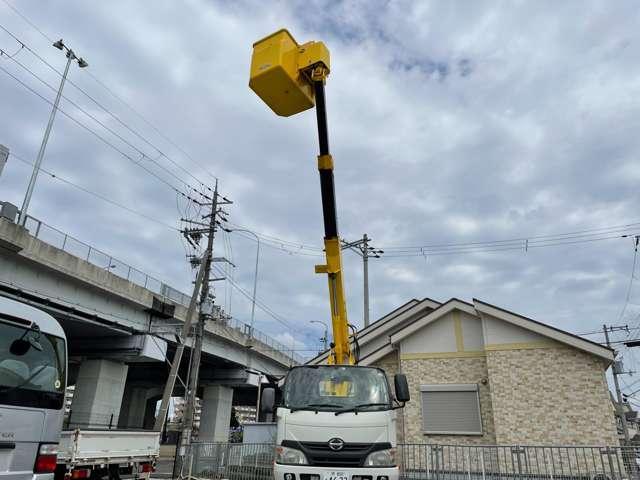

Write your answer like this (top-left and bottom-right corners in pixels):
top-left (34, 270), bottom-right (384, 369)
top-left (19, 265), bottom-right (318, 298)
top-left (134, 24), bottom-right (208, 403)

top-left (108, 413), bottom-right (113, 430)
top-left (512, 446), bottom-right (525, 475)
top-left (62, 234), bottom-right (68, 250)
top-left (254, 444), bottom-right (259, 480)
top-left (86, 246), bottom-right (92, 261)
top-left (605, 447), bottom-right (616, 478)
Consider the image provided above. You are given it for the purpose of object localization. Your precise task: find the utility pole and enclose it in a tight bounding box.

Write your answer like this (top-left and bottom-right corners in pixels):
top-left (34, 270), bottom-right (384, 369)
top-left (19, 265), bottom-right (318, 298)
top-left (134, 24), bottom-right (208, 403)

top-left (604, 324), bottom-right (631, 444)
top-left (179, 181), bottom-right (219, 454)
top-left (342, 234), bottom-right (383, 327)
top-left (310, 320), bottom-right (329, 352)
top-left (169, 181), bottom-right (233, 476)
top-left (19, 39), bottom-right (88, 226)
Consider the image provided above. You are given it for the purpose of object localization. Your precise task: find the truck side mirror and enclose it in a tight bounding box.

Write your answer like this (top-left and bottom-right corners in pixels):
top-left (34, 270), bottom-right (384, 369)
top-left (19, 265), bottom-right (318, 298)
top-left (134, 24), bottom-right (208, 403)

top-left (394, 374), bottom-right (410, 403)
top-left (260, 387), bottom-right (275, 414)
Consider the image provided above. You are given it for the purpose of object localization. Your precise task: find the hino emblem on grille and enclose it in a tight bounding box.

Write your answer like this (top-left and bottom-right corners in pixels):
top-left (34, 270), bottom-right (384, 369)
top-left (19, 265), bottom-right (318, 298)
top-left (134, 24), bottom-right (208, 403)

top-left (328, 438), bottom-right (344, 451)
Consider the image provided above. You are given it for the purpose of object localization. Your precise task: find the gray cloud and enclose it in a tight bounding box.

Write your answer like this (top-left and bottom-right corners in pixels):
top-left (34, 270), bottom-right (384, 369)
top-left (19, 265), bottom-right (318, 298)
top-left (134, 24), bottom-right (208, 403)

top-left (1, 0), bottom-right (640, 365)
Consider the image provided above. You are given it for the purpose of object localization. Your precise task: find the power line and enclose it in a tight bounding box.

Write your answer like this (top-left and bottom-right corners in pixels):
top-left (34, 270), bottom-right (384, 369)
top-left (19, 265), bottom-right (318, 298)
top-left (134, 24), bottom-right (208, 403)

top-left (0, 4), bottom-right (217, 185)
top-left (380, 222), bottom-right (640, 252)
top-left (0, 23), bottom-right (212, 194)
top-left (226, 221), bottom-right (322, 251)
top-left (9, 151), bottom-right (179, 231)
top-left (84, 69), bottom-right (219, 184)
top-left (232, 230), bottom-right (322, 257)
top-left (223, 220), bottom-right (640, 259)
top-left (0, 33), bottom-right (207, 198)
top-left (211, 263), bottom-right (293, 330)
top-left (381, 231), bottom-right (640, 257)
top-left (0, 62), bottom-right (200, 201)
top-left (1, 0), bottom-right (54, 43)
top-left (578, 325), bottom-right (640, 337)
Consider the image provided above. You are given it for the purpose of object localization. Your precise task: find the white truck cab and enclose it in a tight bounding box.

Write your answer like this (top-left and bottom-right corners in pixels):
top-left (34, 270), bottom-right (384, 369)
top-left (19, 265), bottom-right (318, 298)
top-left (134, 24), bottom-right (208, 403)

top-left (263, 365), bottom-right (410, 480)
top-left (0, 297), bottom-right (67, 480)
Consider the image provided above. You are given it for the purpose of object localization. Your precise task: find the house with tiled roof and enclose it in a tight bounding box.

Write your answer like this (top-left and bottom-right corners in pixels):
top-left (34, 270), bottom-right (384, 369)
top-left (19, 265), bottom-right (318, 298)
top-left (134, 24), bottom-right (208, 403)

top-left (311, 298), bottom-right (618, 445)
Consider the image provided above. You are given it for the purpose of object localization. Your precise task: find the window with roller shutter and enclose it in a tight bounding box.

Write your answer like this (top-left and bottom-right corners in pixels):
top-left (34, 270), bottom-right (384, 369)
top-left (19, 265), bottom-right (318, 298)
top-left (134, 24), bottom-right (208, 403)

top-left (420, 384), bottom-right (483, 435)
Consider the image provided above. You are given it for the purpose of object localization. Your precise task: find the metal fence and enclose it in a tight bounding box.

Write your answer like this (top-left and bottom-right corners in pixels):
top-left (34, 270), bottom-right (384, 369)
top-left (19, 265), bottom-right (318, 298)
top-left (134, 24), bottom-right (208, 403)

top-left (184, 443), bottom-right (640, 480)
top-left (399, 444), bottom-right (640, 480)
top-left (179, 443), bottom-right (273, 480)
top-left (21, 215), bottom-right (304, 364)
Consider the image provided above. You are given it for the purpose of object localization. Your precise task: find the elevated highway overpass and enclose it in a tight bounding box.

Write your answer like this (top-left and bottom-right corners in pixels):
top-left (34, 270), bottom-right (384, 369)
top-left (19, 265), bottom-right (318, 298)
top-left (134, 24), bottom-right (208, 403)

top-left (0, 214), bottom-right (299, 441)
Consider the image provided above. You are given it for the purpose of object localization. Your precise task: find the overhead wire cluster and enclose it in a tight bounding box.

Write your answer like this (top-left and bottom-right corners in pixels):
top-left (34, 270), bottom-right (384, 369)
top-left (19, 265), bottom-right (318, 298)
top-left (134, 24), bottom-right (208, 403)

top-left (0, 24), bottom-right (212, 203)
top-left (378, 223), bottom-right (640, 257)
top-left (0, 2), bottom-right (303, 357)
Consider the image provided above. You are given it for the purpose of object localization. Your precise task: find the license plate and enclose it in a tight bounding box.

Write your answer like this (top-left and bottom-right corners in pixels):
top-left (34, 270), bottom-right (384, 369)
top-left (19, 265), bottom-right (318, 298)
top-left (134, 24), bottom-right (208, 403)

top-left (324, 472), bottom-right (348, 480)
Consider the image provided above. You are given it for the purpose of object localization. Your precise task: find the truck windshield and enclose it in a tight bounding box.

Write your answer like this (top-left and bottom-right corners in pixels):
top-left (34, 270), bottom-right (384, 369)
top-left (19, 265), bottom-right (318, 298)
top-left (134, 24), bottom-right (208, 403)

top-left (283, 366), bottom-right (391, 412)
top-left (0, 320), bottom-right (66, 409)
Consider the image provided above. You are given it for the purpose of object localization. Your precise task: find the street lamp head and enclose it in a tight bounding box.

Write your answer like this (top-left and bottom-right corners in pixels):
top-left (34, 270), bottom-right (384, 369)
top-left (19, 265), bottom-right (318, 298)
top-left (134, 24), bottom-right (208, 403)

top-left (52, 39), bottom-right (64, 50)
top-left (77, 57), bottom-right (88, 68)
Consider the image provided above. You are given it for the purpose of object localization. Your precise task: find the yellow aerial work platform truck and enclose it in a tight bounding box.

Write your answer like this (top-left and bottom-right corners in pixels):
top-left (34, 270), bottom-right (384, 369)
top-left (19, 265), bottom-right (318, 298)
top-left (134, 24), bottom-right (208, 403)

top-left (250, 29), bottom-right (411, 480)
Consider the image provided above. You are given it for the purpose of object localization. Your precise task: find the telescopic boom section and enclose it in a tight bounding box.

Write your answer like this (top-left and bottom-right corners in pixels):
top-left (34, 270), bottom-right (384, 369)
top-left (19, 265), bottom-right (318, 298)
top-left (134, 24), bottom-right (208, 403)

top-left (312, 77), bottom-right (354, 366)
top-left (248, 29), bottom-right (355, 365)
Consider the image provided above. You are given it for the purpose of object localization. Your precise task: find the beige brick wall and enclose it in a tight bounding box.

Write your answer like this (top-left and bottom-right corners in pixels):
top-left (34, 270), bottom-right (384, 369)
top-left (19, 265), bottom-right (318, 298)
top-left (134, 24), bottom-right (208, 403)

top-left (400, 356), bottom-right (497, 444)
top-left (486, 347), bottom-right (618, 445)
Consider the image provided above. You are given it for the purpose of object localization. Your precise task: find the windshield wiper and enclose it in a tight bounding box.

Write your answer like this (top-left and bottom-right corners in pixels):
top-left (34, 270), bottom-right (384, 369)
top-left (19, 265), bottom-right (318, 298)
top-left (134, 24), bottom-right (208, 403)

top-left (290, 403), bottom-right (342, 413)
top-left (335, 402), bottom-right (389, 416)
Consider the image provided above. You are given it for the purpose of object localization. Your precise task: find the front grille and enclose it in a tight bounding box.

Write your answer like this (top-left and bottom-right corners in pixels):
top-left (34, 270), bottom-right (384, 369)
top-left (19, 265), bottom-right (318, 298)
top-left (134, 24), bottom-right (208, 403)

top-left (282, 440), bottom-right (391, 468)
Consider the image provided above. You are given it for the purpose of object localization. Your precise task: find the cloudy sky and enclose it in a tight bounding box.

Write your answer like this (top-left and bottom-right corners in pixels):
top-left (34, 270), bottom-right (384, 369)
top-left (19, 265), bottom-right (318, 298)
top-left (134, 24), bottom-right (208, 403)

top-left (1, 1), bottom-right (640, 375)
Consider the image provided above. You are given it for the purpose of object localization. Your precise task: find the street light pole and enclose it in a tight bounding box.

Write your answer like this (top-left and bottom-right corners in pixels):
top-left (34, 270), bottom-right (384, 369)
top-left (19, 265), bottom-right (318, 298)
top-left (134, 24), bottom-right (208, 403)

top-left (19, 39), bottom-right (88, 226)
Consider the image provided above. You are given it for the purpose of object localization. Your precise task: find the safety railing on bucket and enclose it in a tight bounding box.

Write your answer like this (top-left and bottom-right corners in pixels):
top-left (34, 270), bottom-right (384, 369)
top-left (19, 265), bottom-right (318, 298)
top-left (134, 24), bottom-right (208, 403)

top-left (183, 443), bottom-right (640, 480)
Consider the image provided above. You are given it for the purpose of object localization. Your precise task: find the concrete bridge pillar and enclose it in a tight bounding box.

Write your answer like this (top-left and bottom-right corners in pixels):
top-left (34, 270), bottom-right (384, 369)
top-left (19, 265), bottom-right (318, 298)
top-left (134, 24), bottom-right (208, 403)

top-left (69, 359), bottom-right (128, 429)
top-left (119, 386), bottom-right (148, 428)
top-left (119, 385), bottom-right (163, 429)
top-left (199, 385), bottom-right (233, 442)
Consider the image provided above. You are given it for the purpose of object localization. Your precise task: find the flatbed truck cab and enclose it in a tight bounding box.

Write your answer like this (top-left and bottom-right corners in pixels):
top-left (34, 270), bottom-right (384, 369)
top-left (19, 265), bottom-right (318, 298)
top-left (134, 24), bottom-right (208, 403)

top-left (0, 297), bottom-right (67, 480)
top-left (263, 365), bottom-right (410, 480)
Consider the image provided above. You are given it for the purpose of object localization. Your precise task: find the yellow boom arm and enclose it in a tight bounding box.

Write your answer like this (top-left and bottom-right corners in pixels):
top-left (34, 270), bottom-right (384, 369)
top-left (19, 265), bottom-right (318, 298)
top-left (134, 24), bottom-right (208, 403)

top-left (249, 29), bottom-right (354, 365)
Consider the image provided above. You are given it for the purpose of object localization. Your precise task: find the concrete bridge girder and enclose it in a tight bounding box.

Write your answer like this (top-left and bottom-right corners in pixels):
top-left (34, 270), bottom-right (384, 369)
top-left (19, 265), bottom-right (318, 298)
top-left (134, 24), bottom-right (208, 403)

top-left (0, 217), bottom-right (292, 376)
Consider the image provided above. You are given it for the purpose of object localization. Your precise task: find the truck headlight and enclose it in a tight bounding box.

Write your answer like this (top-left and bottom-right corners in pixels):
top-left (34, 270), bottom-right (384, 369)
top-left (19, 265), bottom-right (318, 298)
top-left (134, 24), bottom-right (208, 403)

top-left (275, 446), bottom-right (308, 465)
top-left (364, 448), bottom-right (396, 467)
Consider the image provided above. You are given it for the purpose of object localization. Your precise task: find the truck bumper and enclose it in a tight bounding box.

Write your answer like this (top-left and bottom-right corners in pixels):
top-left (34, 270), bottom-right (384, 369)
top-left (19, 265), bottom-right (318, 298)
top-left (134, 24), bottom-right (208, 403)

top-left (0, 474), bottom-right (54, 480)
top-left (274, 464), bottom-right (399, 480)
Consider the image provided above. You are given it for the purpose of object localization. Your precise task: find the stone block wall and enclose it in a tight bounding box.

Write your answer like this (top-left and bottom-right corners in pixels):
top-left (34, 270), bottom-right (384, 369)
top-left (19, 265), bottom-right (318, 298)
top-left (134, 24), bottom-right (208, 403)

top-left (400, 356), bottom-right (496, 444)
top-left (486, 347), bottom-right (618, 445)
